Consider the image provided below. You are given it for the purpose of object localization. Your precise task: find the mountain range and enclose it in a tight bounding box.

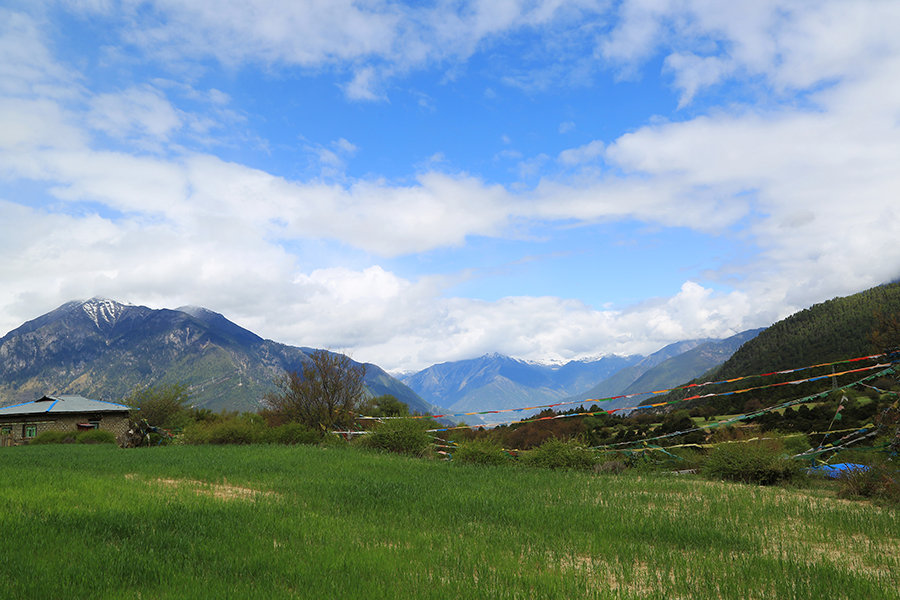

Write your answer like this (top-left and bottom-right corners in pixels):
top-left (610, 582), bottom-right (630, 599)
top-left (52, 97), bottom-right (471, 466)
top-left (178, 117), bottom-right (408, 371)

top-left (569, 329), bottom-right (765, 410)
top-left (401, 329), bottom-right (762, 422)
top-left (0, 298), bottom-right (436, 415)
top-left (0, 298), bottom-right (767, 420)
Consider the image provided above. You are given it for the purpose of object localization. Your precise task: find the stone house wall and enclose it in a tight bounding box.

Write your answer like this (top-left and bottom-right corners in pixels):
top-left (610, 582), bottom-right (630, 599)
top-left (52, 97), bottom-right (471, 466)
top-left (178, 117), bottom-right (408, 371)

top-left (0, 413), bottom-right (131, 446)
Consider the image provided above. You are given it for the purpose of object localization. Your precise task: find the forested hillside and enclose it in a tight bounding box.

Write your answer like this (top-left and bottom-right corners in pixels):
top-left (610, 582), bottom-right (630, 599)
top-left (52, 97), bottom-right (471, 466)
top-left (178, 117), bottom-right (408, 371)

top-left (714, 282), bottom-right (900, 378)
top-left (650, 282), bottom-right (900, 412)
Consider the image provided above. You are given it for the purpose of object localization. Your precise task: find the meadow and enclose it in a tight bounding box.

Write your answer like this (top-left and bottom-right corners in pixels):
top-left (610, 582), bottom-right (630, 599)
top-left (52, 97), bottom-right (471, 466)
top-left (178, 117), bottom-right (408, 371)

top-left (1, 444), bottom-right (897, 599)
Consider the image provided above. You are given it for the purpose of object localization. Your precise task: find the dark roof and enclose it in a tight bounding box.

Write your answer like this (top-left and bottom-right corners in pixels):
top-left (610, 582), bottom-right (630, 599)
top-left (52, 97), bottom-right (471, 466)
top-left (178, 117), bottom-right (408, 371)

top-left (0, 395), bottom-right (131, 416)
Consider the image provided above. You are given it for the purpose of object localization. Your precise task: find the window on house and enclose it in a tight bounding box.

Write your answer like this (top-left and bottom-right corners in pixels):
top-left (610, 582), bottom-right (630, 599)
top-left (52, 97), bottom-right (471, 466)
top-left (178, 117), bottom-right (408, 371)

top-left (1, 426), bottom-right (10, 436)
top-left (24, 425), bottom-right (37, 439)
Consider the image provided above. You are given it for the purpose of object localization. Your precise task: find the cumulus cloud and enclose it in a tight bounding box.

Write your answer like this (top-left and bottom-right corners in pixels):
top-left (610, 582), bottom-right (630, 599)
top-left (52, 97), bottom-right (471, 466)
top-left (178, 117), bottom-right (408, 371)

top-left (2, 2), bottom-right (900, 374)
top-left (601, 0), bottom-right (900, 104)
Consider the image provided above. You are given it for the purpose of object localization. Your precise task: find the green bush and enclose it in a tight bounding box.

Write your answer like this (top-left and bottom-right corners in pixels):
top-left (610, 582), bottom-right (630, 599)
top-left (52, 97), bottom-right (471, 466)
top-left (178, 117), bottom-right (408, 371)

top-left (180, 420), bottom-right (260, 445)
top-left (643, 447), bottom-right (705, 472)
top-left (180, 421), bottom-right (212, 445)
top-left (30, 429), bottom-right (118, 445)
top-left (519, 438), bottom-right (596, 470)
top-left (30, 431), bottom-right (77, 444)
top-left (204, 420), bottom-right (266, 445)
top-left (270, 422), bottom-right (322, 445)
top-left (703, 439), bottom-right (802, 485)
top-left (76, 429), bottom-right (117, 444)
top-left (357, 418), bottom-right (433, 457)
top-left (452, 440), bottom-right (512, 466)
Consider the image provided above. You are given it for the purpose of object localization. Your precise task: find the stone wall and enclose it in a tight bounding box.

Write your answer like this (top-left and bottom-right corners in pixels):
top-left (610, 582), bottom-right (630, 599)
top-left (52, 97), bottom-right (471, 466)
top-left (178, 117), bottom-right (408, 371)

top-left (0, 413), bottom-right (132, 446)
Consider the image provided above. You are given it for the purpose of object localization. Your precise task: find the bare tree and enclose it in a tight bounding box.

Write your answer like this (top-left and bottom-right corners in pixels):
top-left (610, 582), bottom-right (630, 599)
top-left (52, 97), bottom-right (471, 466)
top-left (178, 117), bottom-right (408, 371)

top-left (263, 350), bottom-right (367, 430)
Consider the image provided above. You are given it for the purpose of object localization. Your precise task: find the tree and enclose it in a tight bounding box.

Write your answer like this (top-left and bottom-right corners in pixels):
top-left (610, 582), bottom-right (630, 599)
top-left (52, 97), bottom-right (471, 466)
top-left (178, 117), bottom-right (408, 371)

top-left (262, 349), bottom-right (367, 431)
top-left (124, 383), bottom-right (192, 429)
top-left (359, 394), bottom-right (409, 418)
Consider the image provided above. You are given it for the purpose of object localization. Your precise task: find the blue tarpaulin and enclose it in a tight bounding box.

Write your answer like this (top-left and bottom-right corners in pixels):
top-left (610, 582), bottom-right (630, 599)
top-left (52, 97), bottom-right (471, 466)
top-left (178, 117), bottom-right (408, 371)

top-left (808, 463), bottom-right (870, 479)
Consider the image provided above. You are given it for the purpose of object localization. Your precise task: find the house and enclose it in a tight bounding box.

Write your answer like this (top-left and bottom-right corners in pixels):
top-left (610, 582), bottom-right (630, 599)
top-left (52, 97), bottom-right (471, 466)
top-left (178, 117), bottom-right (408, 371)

top-left (0, 395), bottom-right (132, 447)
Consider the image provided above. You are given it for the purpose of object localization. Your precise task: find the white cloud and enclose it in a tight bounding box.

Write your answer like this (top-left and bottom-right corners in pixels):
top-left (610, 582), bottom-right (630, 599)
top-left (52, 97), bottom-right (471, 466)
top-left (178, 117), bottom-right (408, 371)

top-left (2, 2), bottom-right (900, 376)
top-left (557, 139), bottom-right (604, 166)
top-left (601, 0), bottom-right (900, 103)
top-left (61, 0), bottom-right (607, 100)
top-left (342, 66), bottom-right (384, 102)
top-left (87, 85), bottom-right (182, 141)
top-left (331, 138), bottom-right (358, 155)
top-left (0, 9), bottom-right (83, 99)
top-left (0, 195), bottom-right (765, 372)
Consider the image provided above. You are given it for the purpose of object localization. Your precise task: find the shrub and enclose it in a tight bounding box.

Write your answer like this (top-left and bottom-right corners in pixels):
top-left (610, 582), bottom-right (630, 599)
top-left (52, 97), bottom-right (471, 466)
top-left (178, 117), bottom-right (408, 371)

top-left (30, 431), bottom-right (77, 444)
top-left (452, 440), bottom-right (512, 466)
top-left (76, 429), bottom-right (117, 444)
top-left (357, 418), bottom-right (433, 457)
top-left (270, 422), bottom-right (322, 445)
top-left (125, 383), bottom-right (192, 429)
top-left (519, 438), bottom-right (596, 470)
top-left (838, 462), bottom-right (900, 503)
top-left (650, 447), bottom-right (705, 472)
top-left (703, 439), bottom-right (802, 485)
top-left (180, 422), bottom-right (212, 445)
top-left (204, 419), bottom-right (265, 445)
top-left (180, 419), bottom-right (268, 445)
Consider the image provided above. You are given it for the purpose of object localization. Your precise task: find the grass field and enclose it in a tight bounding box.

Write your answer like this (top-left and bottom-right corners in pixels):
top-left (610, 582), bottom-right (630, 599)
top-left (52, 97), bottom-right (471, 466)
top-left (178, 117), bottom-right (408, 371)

top-left (1, 444), bottom-right (897, 599)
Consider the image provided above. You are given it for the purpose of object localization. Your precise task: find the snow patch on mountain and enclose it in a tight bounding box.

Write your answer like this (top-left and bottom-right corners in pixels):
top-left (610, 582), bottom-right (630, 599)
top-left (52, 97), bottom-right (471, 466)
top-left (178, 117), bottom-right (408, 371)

top-left (80, 298), bottom-right (127, 330)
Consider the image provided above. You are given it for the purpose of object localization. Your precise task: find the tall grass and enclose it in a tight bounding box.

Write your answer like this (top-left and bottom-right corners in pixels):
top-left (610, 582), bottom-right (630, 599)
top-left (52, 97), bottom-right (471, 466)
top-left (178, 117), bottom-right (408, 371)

top-left (0, 444), bottom-right (897, 599)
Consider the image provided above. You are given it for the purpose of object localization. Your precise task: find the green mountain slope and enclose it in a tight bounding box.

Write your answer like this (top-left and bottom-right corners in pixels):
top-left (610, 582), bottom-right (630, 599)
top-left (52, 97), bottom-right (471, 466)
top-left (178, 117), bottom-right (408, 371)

top-left (714, 283), bottom-right (900, 378)
top-left (653, 282), bottom-right (900, 412)
top-left (0, 299), bottom-right (437, 415)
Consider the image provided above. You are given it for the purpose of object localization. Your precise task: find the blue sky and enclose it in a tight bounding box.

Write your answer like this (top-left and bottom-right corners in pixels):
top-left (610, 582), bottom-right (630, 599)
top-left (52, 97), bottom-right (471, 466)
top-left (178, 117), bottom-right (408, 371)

top-left (2, 1), bottom-right (900, 372)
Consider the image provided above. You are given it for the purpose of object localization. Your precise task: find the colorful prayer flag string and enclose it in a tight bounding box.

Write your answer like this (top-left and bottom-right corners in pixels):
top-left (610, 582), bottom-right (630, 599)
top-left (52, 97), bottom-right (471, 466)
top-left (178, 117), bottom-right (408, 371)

top-left (590, 366), bottom-right (894, 450)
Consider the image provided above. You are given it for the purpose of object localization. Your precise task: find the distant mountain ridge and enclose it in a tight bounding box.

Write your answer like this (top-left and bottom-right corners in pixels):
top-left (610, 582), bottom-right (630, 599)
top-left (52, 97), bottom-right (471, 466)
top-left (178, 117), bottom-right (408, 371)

top-left (402, 331), bottom-right (761, 422)
top-left (0, 298), bottom-right (438, 415)
top-left (588, 328), bottom-right (764, 410)
top-left (402, 353), bottom-right (641, 411)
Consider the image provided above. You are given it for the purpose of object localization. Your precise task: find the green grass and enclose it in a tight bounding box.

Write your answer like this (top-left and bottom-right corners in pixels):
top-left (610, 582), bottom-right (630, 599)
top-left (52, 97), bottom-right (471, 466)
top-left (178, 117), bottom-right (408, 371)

top-left (1, 444), bottom-right (897, 599)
